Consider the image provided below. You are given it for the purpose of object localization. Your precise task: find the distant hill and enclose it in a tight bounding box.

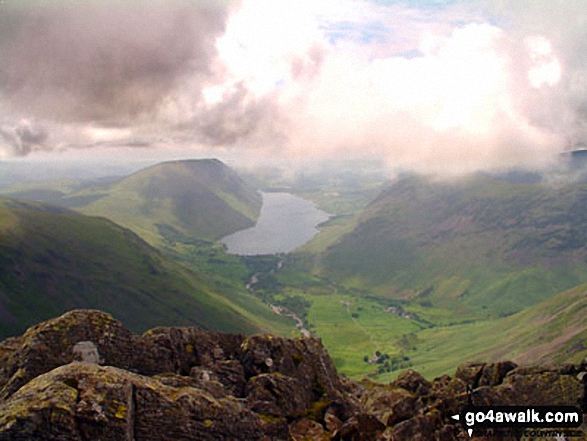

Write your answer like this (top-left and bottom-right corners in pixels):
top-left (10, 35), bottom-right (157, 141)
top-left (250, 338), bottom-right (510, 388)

top-left (78, 159), bottom-right (262, 245)
top-left (0, 159), bottom-right (262, 246)
top-left (318, 174), bottom-right (587, 316)
top-left (0, 197), bottom-right (278, 339)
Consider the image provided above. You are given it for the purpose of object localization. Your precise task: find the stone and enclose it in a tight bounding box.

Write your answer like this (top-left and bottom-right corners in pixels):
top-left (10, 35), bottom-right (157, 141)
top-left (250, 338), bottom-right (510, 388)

top-left (72, 341), bottom-right (102, 364)
top-left (478, 361), bottom-right (517, 387)
top-left (392, 369), bottom-right (432, 395)
top-left (332, 413), bottom-right (385, 441)
top-left (246, 373), bottom-right (313, 417)
top-left (289, 418), bottom-right (328, 441)
top-left (454, 362), bottom-right (485, 389)
top-left (2, 310), bottom-right (587, 441)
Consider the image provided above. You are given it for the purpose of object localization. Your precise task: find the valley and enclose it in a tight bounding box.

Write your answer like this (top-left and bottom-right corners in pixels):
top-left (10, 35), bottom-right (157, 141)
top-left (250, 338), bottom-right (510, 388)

top-left (2, 158), bottom-right (587, 383)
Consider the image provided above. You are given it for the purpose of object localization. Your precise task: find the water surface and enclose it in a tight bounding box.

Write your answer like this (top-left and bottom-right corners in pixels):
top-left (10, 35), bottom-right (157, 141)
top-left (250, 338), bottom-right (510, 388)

top-left (220, 192), bottom-right (330, 255)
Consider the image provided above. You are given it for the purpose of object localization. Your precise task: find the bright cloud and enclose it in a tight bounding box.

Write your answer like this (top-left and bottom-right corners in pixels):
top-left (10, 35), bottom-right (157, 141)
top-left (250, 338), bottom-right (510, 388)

top-left (1, 0), bottom-right (586, 173)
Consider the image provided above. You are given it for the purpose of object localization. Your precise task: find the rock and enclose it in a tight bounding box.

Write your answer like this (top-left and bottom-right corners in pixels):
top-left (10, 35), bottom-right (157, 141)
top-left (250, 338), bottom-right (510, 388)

top-left (431, 375), bottom-right (467, 399)
top-left (499, 368), bottom-right (584, 406)
top-left (289, 418), bottom-right (328, 441)
top-left (240, 334), bottom-right (342, 401)
top-left (478, 361), bottom-right (517, 387)
top-left (387, 410), bottom-right (445, 441)
top-left (0, 309), bottom-right (144, 400)
top-left (209, 360), bottom-right (246, 398)
top-left (142, 326), bottom-right (245, 374)
top-left (0, 363), bottom-right (270, 441)
top-left (332, 413), bottom-right (385, 441)
top-left (392, 369), bottom-right (431, 395)
top-left (2, 310), bottom-right (587, 440)
top-left (324, 407), bottom-right (343, 433)
top-left (361, 386), bottom-right (419, 426)
top-left (454, 362), bottom-right (485, 389)
top-left (246, 373), bottom-right (313, 417)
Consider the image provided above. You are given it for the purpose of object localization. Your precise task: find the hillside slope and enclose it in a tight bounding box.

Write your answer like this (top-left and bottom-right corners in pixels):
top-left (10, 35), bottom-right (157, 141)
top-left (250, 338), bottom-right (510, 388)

top-left (319, 174), bottom-right (587, 315)
top-left (79, 159), bottom-right (262, 244)
top-left (0, 159), bottom-right (262, 246)
top-left (405, 282), bottom-right (587, 379)
top-left (0, 197), bottom-right (283, 339)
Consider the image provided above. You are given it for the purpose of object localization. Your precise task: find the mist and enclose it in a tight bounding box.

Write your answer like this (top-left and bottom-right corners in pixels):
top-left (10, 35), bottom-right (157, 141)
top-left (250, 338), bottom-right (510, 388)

top-left (0, 0), bottom-right (586, 175)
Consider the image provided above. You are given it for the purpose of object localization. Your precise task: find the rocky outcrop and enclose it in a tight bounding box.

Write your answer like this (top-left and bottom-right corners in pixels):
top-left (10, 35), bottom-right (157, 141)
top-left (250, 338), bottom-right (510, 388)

top-left (1, 309), bottom-right (586, 440)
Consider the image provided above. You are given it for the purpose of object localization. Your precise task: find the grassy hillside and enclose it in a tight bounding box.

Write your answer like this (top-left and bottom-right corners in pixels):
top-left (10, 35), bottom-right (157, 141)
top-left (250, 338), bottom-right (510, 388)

top-left (0, 197), bottom-right (292, 339)
top-left (0, 159), bottom-right (262, 246)
top-left (393, 282), bottom-right (587, 380)
top-left (78, 159), bottom-right (262, 245)
top-left (319, 174), bottom-right (587, 316)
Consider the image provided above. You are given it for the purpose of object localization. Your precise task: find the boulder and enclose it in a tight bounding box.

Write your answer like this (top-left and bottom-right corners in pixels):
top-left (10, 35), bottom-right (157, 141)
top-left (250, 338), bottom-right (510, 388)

top-left (2, 310), bottom-right (587, 440)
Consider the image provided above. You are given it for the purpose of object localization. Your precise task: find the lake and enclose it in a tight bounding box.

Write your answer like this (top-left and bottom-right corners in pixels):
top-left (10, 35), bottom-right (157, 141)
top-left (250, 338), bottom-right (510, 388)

top-left (219, 192), bottom-right (330, 255)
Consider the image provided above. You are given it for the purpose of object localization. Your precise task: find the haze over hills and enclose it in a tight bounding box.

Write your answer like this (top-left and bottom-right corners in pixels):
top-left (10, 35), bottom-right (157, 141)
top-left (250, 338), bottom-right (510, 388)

top-left (0, 197), bottom-right (290, 339)
top-left (0, 159), bottom-right (263, 246)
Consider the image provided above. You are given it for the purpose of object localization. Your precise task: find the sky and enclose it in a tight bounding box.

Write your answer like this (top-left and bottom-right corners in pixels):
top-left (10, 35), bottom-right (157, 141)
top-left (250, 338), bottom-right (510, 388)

top-left (0, 0), bottom-right (586, 174)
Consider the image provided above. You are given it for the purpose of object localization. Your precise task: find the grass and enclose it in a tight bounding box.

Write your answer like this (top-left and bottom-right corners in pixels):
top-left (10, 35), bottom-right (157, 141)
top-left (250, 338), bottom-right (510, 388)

top-left (1, 160), bottom-right (263, 247)
top-left (318, 175), bottom-right (587, 317)
top-left (374, 283), bottom-right (587, 381)
top-left (0, 197), bottom-right (290, 339)
top-left (295, 291), bottom-right (423, 378)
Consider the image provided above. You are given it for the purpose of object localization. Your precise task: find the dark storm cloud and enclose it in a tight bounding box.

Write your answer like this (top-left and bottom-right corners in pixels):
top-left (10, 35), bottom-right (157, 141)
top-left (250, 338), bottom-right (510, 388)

top-left (0, 0), bottom-right (231, 124)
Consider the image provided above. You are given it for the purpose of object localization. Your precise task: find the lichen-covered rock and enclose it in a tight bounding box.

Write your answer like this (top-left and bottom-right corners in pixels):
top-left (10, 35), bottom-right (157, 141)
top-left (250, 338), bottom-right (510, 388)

top-left (289, 418), bottom-right (329, 441)
top-left (478, 361), bottom-right (517, 387)
top-left (392, 369), bottom-right (431, 395)
top-left (208, 360), bottom-right (247, 398)
top-left (240, 334), bottom-right (342, 400)
top-left (499, 367), bottom-right (584, 406)
top-left (2, 310), bottom-right (587, 440)
top-left (454, 362), bottom-right (485, 388)
top-left (141, 326), bottom-right (245, 375)
top-left (0, 372), bottom-right (81, 441)
top-left (360, 386), bottom-right (419, 426)
top-left (332, 413), bottom-right (386, 441)
top-left (0, 309), bottom-right (144, 400)
top-left (246, 373), bottom-right (314, 417)
top-left (0, 362), bottom-right (271, 441)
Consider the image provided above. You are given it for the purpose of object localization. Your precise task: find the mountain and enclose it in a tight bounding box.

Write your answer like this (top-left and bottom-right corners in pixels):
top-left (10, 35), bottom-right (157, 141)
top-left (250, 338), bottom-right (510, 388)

top-left (404, 282), bottom-right (587, 379)
top-left (1, 309), bottom-right (585, 440)
top-left (0, 159), bottom-right (262, 246)
top-left (317, 173), bottom-right (587, 316)
top-left (78, 159), bottom-right (262, 245)
top-left (0, 197), bottom-right (284, 339)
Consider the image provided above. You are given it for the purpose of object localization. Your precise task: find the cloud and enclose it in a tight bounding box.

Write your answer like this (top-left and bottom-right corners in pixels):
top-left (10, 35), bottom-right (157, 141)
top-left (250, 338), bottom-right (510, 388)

top-left (222, 0), bottom-right (586, 173)
top-left (0, 120), bottom-right (49, 156)
top-left (1, 0), bottom-right (586, 175)
top-left (0, 0), bottom-right (230, 123)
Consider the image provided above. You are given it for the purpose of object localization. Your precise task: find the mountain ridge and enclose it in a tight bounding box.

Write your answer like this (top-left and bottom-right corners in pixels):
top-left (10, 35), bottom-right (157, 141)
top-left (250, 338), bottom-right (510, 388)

top-left (0, 159), bottom-right (263, 246)
top-left (318, 174), bottom-right (587, 315)
top-left (0, 196), bottom-right (277, 339)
